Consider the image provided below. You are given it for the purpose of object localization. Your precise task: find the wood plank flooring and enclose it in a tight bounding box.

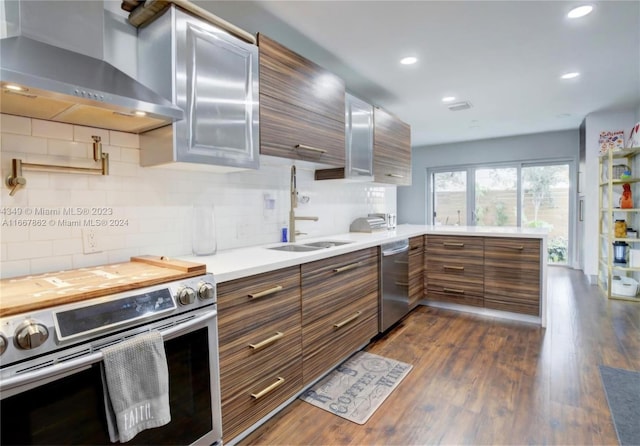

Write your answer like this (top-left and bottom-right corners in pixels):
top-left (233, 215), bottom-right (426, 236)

top-left (239, 266), bottom-right (640, 445)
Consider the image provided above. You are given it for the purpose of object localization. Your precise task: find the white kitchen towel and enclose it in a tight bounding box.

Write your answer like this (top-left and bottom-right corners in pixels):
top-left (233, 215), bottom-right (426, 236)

top-left (101, 330), bottom-right (171, 443)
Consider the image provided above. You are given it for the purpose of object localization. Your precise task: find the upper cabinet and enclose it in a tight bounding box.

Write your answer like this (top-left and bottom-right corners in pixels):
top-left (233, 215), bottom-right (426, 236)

top-left (373, 107), bottom-right (412, 185)
top-left (137, 6), bottom-right (260, 171)
top-left (258, 34), bottom-right (345, 166)
top-left (315, 92), bottom-right (374, 181)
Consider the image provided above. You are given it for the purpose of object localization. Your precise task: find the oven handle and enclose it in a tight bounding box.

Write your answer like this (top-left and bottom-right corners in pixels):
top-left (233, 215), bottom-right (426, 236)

top-left (0, 310), bottom-right (217, 393)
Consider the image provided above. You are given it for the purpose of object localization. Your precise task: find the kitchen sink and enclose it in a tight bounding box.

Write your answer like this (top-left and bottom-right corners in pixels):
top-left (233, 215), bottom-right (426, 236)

top-left (303, 240), bottom-right (353, 248)
top-left (267, 240), bottom-right (353, 252)
top-left (267, 244), bottom-right (323, 252)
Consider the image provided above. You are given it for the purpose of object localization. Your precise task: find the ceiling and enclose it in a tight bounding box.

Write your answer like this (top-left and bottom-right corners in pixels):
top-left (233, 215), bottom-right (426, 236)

top-left (200, 1), bottom-right (640, 148)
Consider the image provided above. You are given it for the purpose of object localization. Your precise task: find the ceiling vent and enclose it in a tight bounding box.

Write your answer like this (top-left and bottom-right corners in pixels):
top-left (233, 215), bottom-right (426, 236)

top-left (447, 101), bottom-right (473, 111)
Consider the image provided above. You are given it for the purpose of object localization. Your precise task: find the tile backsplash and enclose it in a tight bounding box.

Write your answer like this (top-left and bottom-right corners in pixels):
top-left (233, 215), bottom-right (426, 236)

top-left (0, 114), bottom-right (396, 278)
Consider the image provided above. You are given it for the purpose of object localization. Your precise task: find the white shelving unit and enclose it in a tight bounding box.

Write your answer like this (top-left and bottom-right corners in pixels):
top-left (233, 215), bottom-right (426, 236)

top-left (598, 146), bottom-right (640, 301)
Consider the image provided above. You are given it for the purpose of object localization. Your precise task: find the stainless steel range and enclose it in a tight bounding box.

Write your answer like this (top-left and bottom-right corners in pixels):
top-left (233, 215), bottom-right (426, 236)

top-left (0, 272), bottom-right (222, 445)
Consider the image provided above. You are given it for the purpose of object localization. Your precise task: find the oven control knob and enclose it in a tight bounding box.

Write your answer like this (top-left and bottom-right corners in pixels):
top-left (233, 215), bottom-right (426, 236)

top-left (178, 287), bottom-right (196, 306)
top-left (15, 320), bottom-right (49, 350)
top-left (0, 333), bottom-right (7, 355)
top-left (198, 282), bottom-right (215, 300)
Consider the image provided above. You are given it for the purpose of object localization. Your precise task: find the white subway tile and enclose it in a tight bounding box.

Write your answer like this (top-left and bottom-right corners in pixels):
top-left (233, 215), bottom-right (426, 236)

top-left (71, 252), bottom-right (110, 269)
top-left (109, 131), bottom-right (139, 148)
top-left (52, 238), bottom-right (83, 256)
top-left (7, 240), bottom-right (53, 260)
top-left (0, 260), bottom-right (30, 278)
top-left (32, 119), bottom-right (73, 140)
top-left (48, 139), bottom-right (91, 158)
top-left (1, 114), bottom-right (31, 135)
top-left (121, 147), bottom-right (140, 164)
top-left (102, 145), bottom-right (121, 161)
top-left (29, 223), bottom-right (72, 241)
top-left (30, 255), bottom-right (73, 275)
top-left (73, 126), bottom-right (110, 144)
top-left (1, 133), bottom-right (47, 154)
top-left (69, 189), bottom-right (107, 206)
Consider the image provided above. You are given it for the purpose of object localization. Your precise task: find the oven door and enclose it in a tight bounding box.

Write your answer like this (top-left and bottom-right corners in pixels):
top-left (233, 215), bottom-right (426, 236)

top-left (0, 309), bottom-right (222, 446)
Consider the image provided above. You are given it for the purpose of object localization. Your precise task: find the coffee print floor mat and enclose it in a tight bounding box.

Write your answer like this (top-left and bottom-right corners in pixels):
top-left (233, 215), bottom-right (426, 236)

top-left (299, 351), bottom-right (412, 424)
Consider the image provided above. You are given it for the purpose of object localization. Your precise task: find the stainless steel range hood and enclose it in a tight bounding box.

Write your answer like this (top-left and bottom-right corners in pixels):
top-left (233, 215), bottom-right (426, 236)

top-left (0, 35), bottom-right (184, 134)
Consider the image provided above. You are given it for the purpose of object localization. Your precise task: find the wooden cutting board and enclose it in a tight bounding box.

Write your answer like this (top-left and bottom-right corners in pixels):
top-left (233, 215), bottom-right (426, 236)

top-left (0, 256), bottom-right (206, 317)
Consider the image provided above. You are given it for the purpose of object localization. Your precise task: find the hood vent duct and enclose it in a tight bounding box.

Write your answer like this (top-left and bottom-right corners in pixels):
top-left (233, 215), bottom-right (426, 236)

top-left (0, 35), bottom-right (184, 134)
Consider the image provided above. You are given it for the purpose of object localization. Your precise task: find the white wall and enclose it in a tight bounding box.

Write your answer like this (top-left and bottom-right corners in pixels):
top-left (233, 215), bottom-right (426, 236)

top-left (583, 109), bottom-right (637, 282)
top-left (397, 130), bottom-right (579, 224)
top-left (0, 114), bottom-right (396, 279)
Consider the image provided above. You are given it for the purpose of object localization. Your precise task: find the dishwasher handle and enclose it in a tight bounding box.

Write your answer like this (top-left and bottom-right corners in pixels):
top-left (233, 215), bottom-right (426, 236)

top-left (381, 242), bottom-right (410, 256)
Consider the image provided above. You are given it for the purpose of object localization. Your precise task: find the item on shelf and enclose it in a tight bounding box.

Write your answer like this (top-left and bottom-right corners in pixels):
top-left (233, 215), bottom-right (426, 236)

top-left (620, 183), bottom-right (633, 209)
top-left (615, 219), bottom-right (627, 238)
top-left (620, 169), bottom-right (632, 180)
top-left (613, 164), bottom-right (630, 179)
top-left (599, 130), bottom-right (625, 155)
top-left (628, 122), bottom-right (640, 148)
top-left (627, 228), bottom-right (638, 238)
top-left (630, 249), bottom-right (640, 267)
top-left (613, 241), bottom-right (629, 264)
top-left (611, 276), bottom-right (639, 297)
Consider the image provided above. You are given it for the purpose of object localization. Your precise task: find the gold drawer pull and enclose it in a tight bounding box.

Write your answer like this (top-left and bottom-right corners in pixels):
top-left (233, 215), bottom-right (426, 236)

top-left (443, 242), bottom-right (464, 248)
top-left (294, 144), bottom-right (327, 155)
top-left (394, 260), bottom-right (409, 265)
top-left (251, 377), bottom-right (285, 400)
top-left (386, 173), bottom-right (404, 178)
top-left (444, 265), bottom-right (465, 271)
top-left (443, 287), bottom-right (465, 295)
top-left (333, 311), bottom-right (362, 328)
top-left (248, 285), bottom-right (283, 299)
top-left (503, 245), bottom-right (524, 250)
top-left (333, 262), bottom-right (362, 273)
top-left (395, 281), bottom-right (409, 287)
top-left (249, 332), bottom-right (284, 350)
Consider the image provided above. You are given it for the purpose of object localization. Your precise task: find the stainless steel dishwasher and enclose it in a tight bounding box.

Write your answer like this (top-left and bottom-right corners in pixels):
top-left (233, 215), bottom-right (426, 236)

top-left (380, 239), bottom-right (410, 332)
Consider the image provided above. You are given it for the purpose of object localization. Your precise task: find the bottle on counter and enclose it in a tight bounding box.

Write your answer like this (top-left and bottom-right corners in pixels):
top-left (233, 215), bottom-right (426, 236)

top-left (192, 204), bottom-right (217, 256)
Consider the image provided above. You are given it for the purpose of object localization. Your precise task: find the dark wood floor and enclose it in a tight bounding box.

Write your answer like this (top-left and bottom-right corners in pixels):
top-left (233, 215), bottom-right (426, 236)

top-left (240, 267), bottom-right (640, 445)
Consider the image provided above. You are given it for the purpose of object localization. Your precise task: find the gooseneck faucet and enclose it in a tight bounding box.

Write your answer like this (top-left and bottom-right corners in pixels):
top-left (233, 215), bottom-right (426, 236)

top-left (289, 165), bottom-right (318, 242)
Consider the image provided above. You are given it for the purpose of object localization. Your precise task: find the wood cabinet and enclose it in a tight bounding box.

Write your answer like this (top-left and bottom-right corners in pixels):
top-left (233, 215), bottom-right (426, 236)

top-left (257, 34), bottom-right (345, 166)
top-left (217, 266), bottom-right (302, 442)
top-left (426, 235), bottom-right (484, 307)
top-left (408, 235), bottom-right (424, 309)
top-left (484, 237), bottom-right (541, 315)
top-left (373, 107), bottom-right (411, 185)
top-left (301, 248), bottom-right (379, 385)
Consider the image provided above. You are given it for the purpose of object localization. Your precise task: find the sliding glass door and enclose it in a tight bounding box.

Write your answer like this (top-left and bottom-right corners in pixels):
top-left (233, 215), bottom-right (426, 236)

top-left (430, 162), bottom-right (573, 264)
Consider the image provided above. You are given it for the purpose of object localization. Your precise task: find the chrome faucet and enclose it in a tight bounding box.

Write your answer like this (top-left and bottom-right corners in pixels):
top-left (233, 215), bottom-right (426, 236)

top-left (289, 165), bottom-right (318, 242)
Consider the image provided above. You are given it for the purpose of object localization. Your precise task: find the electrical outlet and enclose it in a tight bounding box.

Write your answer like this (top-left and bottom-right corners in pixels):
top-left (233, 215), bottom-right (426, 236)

top-left (82, 229), bottom-right (101, 254)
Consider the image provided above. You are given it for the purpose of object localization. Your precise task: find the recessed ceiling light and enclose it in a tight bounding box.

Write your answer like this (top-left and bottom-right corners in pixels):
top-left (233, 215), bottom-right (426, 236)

top-left (400, 56), bottom-right (417, 65)
top-left (567, 5), bottom-right (593, 19)
top-left (442, 96), bottom-right (456, 103)
top-left (561, 72), bottom-right (580, 79)
top-left (5, 84), bottom-right (25, 92)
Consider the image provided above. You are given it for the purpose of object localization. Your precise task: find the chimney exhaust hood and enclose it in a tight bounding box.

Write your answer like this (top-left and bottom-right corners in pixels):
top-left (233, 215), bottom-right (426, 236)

top-left (0, 35), bottom-right (184, 133)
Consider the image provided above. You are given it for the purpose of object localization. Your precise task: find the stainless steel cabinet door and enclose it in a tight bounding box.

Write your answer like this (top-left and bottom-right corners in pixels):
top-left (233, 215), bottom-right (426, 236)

top-left (175, 9), bottom-right (259, 168)
top-left (346, 93), bottom-right (373, 178)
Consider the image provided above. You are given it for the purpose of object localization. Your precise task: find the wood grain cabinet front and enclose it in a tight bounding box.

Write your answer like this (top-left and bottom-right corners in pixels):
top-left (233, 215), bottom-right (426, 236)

top-left (217, 266), bottom-right (302, 442)
top-left (408, 236), bottom-right (424, 309)
top-left (373, 107), bottom-right (411, 185)
top-left (484, 237), bottom-right (541, 316)
top-left (426, 235), bottom-right (485, 307)
top-left (257, 33), bottom-right (345, 166)
top-left (301, 248), bottom-right (379, 385)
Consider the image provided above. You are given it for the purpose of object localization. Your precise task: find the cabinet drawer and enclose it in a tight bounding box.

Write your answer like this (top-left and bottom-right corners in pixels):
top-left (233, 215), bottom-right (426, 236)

top-left (260, 94), bottom-right (345, 166)
top-left (426, 235), bottom-right (484, 258)
top-left (258, 34), bottom-right (345, 121)
top-left (427, 289), bottom-right (483, 307)
top-left (427, 258), bottom-right (484, 282)
top-left (409, 235), bottom-right (425, 250)
top-left (302, 291), bottom-right (378, 384)
top-left (484, 237), bottom-right (540, 263)
top-left (301, 247), bottom-right (378, 325)
top-left (221, 357), bottom-right (302, 442)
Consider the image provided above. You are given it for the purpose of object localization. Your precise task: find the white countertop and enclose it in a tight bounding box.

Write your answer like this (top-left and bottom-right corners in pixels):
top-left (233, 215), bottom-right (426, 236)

top-left (179, 224), bottom-right (548, 283)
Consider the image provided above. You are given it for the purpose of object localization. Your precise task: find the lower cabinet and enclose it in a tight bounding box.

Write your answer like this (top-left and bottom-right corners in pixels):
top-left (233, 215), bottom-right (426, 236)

top-left (426, 235), bottom-right (485, 307)
top-left (484, 237), bottom-right (541, 316)
top-left (408, 236), bottom-right (424, 309)
top-left (217, 266), bottom-right (302, 442)
top-left (301, 248), bottom-right (379, 386)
